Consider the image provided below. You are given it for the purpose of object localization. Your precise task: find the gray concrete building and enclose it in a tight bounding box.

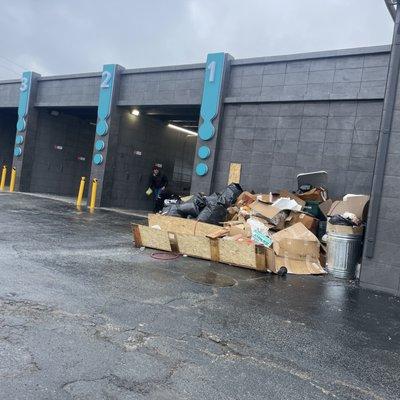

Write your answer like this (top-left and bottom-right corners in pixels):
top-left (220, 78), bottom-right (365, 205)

top-left (1, 42), bottom-right (399, 296)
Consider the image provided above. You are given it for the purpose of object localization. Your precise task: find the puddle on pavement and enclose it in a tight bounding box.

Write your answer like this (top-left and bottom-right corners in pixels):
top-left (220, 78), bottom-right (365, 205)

top-left (185, 271), bottom-right (237, 287)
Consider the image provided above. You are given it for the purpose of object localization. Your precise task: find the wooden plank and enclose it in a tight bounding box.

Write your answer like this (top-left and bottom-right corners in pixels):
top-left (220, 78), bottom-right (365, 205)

top-left (228, 163), bottom-right (241, 184)
top-left (148, 214), bottom-right (218, 237)
top-left (132, 224), bottom-right (142, 247)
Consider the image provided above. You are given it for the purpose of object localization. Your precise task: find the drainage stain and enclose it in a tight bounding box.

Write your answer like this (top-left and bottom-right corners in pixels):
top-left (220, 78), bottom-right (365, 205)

top-left (185, 271), bottom-right (236, 287)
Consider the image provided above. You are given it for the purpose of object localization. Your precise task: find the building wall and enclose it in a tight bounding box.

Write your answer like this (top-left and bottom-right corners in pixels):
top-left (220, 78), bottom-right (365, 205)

top-left (213, 100), bottom-right (382, 198)
top-left (29, 110), bottom-right (95, 196)
top-left (0, 109), bottom-right (17, 175)
top-left (0, 81), bottom-right (20, 107)
top-left (118, 66), bottom-right (204, 106)
top-left (110, 110), bottom-right (196, 210)
top-left (35, 74), bottom-right (101, 107)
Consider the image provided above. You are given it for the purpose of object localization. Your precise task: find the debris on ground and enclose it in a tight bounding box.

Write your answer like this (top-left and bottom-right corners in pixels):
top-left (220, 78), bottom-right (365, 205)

top-left (132, 172), bottom-right (370, 278)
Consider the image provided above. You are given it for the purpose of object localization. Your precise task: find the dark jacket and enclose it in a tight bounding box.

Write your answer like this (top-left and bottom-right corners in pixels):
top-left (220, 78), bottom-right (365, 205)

top-left (148, 173), bottom-right (168, 190)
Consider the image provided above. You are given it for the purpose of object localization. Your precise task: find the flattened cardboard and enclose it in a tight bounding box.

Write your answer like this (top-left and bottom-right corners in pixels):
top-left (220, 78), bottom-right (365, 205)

top-left (328, 195), bottom-right (369, 221)
top-left (273, 255), bottom-right (326, 275)
top-left (272, 223), bottom-right (320, 260)
top-left (326, 222), bottom-right (364, 235)
top-left (249, 201), bottom-right (288, 229)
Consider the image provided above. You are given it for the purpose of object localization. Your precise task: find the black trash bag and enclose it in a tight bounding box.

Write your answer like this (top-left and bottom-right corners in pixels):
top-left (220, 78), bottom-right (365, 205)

top-left (218, 183), bottom-right (243, 207)
top-left (197, 203), bottom-right (227, 225)
top-left (176, 193), bottom-right (207, 218)
top-left (298, 184), bottom-right (313, 193)
top-left (204, 192), bottom-right (220, 206)
top-left (161, 204), bottom-right (184, 217)
top-left (329, 214), bottom-right (354, 226)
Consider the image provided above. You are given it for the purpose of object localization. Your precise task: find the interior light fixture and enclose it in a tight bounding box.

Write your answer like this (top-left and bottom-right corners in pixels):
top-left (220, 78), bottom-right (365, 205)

top-left (131, 109), bottom-right (140, 116)
top-left (167, 123), bottom-right (198, 136)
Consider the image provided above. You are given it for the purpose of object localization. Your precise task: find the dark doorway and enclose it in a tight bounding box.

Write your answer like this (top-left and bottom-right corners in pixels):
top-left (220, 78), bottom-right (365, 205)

top-left (29, 107), bottom-right (96, 197)
top-left (110, 105), bottom-right (199, 210)
top-left (0, 108), bottom-right (17, 181)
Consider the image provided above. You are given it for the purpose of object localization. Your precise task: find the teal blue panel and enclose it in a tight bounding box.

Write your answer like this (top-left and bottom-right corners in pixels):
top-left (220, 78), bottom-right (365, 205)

top-left (96, 64), bottom-right (116, 136)
top-left (198, 145), bottom-right (211, 159)
top-left (95, 139), bottom-right (105, 151)
top-left (198, 53), bottom-right (225, 141)
top-left (15, 135), bottom-right (24, 145)
top-left (14, 147), bottom-right (22, 157)
top-left (16, 71), bottom-right (33, 133)
top-left (195, 163), bottom-right (208, 176)
top-left (93, 153), bottom-right (104, 165)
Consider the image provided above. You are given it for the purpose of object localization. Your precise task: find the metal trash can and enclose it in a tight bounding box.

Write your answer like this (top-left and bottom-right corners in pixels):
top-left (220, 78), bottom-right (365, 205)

top-left (326, 233), bottom-right (363, 279)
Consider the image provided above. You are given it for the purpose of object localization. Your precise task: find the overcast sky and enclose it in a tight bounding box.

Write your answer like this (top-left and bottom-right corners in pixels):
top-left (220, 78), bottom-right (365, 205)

top-left (0, 0), bottom-right (394, 79)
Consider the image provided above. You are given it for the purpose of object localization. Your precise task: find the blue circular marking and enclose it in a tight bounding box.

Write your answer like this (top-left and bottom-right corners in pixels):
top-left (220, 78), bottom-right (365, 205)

top-left (195, 163), bottom-right (208, 176)
top-left (93, 153), bottom-right (104, 165)
top-left (198, 124), bottom-right (215, 141)
top-left (14, 147), bottom-right (22, 157)
top-left (96, 120), bottom-right (108, 136)
top-left (198, 145), bottom-right (211, 159)
top-left (95, 140), bottom-right (105, 151)
top-left (15, 135), bottom-right (24, 145)
top-left (16, 119), bottom-right (26, 132)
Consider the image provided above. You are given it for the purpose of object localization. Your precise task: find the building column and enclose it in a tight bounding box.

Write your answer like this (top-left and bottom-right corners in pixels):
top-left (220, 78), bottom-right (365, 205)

top-left (88, 64), bottom-right (125, 206)
top-left (190, 52), bottom-right (233, 195)
top-left (12, 71), bottom-right (41, 191)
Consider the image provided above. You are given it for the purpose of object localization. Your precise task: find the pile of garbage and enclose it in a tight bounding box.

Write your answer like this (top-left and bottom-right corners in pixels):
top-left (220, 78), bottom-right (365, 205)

top-left (159, 172), bottom-right (369, 276)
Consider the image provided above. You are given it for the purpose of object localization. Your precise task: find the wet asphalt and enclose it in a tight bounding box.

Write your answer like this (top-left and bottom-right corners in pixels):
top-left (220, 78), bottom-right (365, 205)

top-left (0, 192), bottom-right (399, 400)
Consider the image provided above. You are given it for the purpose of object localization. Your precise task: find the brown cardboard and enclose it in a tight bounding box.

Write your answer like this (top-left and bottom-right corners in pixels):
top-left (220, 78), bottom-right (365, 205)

top-left (319, 199), bottom-right (333, 219)
top-left (326, 222), bottom-right (364, 235)
top-left (328, 195), bottom-right (369, 221)
top-left (286, 211), bottom-right (318, 235)
top-left (297, 187), bottom-right (327, 203)
top-left (272, 223), bottom-right (320, 260)
top-left (256, 193), bottom-right (280, 204)
top-left (235, 191), bottom-right (257, 206)
top-left (273, 255), bottom-right (326, 275)
top-left (249, 201), bottom-right (288, 229)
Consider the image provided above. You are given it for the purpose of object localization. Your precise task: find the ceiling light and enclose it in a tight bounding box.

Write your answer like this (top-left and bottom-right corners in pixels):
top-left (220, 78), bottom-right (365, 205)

top-left (131, 109), bottom-right (140, 116)
top-left (168, 123), bottom-right (198, 136)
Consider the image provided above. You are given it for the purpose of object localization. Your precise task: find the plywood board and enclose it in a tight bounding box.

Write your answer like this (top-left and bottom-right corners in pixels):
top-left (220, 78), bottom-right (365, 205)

top-left (136, 225), bottom-right (171, 251)
top-left (175, 233), bottom-right (212, 259)
top-left (148, 214), bottom-right (217, 237)
top-left (228, 163), bottom-right (241, 184)
top-left (218, 240), bottom-right (267, 271)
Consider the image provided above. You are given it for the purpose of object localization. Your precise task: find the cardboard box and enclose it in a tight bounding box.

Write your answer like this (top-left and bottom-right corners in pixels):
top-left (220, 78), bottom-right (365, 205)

top-left (249, 201), bottom-right (288, 229)
top-left (326, 222), bottom-right (364, 236)
top-left (236, 191), bottom-right (257, 206)
top-left (328, 195), bottom-right (369, 221)
top-left (286, 211), bottom-right (319, 235)
top-left (297, 187), bottom-right (327, 203)
top-left (256, 193), bottom-right (280, 204)
top-left (271, 223), bottom-right (325, 275)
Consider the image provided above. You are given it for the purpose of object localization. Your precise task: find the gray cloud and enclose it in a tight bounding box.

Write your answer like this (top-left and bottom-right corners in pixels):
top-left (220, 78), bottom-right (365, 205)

top-left (0, 0), bottom-right (394, 79)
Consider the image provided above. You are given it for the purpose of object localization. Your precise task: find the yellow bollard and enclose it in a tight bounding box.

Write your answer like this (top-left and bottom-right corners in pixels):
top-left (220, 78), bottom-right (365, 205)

top-left (0, 166), bottom-right (6, 191)
top-left (9, 167), bottom-right (16, 193)
top-left (76, 177), bottom-right (86, 207)
top-left (89, 178), bottom-right (98, 211)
